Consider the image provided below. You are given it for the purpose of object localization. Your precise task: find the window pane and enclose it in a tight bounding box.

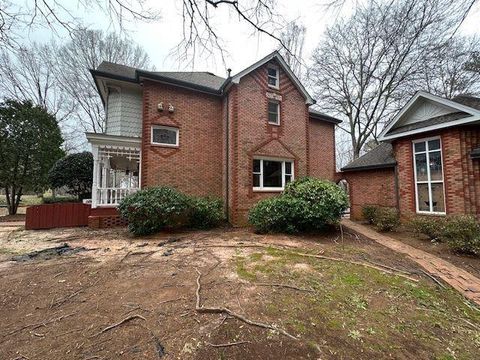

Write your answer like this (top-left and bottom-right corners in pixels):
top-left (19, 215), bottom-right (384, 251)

top-left (431, 183), bottom-right (445, 212)
top-left (253, 174), bottom-right (260, 187)
top-left (428, 139), bottom-right (440, 150)
top-left (263, 160), bottom-right (282, 187)
top-left (429, 151), bottom-right (443, 181)
top-left (268, 68), bottom-right (277, 77)
top-left (285, 162), bottom-right (292, 174)
top-left (153, 128), bottom-right (177, 145)
top-left (253, 159), bottom-right (261, 173)
top-left (414, 142), bottom-right (426, 153)
top-left (415, 153), bottom-right (428, 181)
top-left (268, 112), bottom-right (279, 124)
top-left (285, 175), bottom-right (292, 184)
top-left (417, 184), bottom-right (430, 212)
top-left (268, 102), bottom-right (278, 113)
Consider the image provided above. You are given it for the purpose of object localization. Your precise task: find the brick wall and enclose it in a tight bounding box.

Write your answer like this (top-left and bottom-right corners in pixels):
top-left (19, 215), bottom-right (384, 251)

top-left (309, 119), bottom-right (336, 180)
top-left (141, 80), bottom-right (223, 198)
top-left (394, 127), bottom-right (480, 219)
top-left (228, 60), bottom-right (321, 225)
top-left (342, 168), bottom-right (397, 220)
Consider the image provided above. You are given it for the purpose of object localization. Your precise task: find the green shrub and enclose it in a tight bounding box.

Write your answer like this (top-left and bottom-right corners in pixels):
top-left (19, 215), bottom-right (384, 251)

top-left (248, 196), bottom-right (308, 234)
top-left (409, 216), bottom-right (445, 241)
top-left (188, 197), bottom-right (225, 229)
top-left (43, 196), bottom-right (79, 204)
top-left (118, 187), bottom-right (191, 236)
top-left (362, 205), bottom-right (379, 224)
top-left (248, 177), bottom-right (349, 233)
top-left (440, 215), bottom-right (480, 255)
top-left (373, 207), bottom-right (400, 232)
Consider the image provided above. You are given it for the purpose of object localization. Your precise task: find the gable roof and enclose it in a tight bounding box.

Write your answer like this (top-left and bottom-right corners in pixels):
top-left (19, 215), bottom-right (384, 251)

top-left (379, 91), bottom-right (480, 141)
top-left (341, 143), bottom-right (396, 172)
top-left (229, 51), bottom-right (315, 105)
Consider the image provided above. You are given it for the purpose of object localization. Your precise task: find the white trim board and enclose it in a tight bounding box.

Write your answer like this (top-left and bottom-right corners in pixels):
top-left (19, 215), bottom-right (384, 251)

top-left (379, 91), bottom-right (480, 141)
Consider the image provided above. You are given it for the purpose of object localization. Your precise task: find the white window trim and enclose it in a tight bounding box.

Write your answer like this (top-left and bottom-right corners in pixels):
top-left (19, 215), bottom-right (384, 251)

top-left (253, 157), bottom-right (294, 192)
top-left (151, 125), bottom-right (179, 147)
top-left (268, 101), bottom-right (280, 125)
top-left (267, 66), bottom-right (279, 89)
top-left (412, 136), bottom-right (446, 215)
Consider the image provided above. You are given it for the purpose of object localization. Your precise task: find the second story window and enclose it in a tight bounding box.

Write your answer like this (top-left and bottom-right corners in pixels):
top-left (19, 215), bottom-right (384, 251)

top-left (268, 101), bottom-right (280, 125)
top-left (267, 67), bottom-right (279, 88)
top-left (151, 125), bottom-right (179, 147)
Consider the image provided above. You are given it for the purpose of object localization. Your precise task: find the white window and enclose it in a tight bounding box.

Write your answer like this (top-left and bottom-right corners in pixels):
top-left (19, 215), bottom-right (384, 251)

top-left (268, 101), bottom-right (280, 125)
top-left (267, 67), bottom-right (279, 88)
top-left (413, 137), bottom-right (445, 214)
top-left (253, 158), bottom-right (294, 191)
top-left (151, 125), bottom-right (179, 147)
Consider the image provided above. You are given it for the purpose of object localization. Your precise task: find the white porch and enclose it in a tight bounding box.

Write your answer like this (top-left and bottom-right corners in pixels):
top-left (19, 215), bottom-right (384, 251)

top-left (86, 133), bottom-right (142, 208)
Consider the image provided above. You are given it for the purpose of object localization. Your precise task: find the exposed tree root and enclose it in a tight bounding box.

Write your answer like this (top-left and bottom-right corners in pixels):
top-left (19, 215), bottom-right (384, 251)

top-left (207, 340), bottom-right (250, 347)
top-left (91, 314), bottom-right (146, 337)
top-left (3, 312), bottom-right (77, 339)
top-left (194, 268), bottom-right (297, 340)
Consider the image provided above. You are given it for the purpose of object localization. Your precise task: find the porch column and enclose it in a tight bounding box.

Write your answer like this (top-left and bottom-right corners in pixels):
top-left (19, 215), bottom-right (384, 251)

top-left (91, 145), bottom-right (99, 208)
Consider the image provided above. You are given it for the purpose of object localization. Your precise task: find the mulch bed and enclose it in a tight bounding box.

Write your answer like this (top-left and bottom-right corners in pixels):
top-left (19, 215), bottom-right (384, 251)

top-left (0, 214), bottom-right (26, 223)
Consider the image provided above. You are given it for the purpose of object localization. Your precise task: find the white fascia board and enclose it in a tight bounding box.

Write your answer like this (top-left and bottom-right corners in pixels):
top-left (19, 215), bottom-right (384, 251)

top-left (379, 91), bottom-right (480, 141)
top-left (86, 132), bottom-right (142, 148)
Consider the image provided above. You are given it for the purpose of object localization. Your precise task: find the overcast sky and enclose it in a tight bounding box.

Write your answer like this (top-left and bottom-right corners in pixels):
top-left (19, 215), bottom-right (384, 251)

top-left (21, 0), bottom-right (480, 77)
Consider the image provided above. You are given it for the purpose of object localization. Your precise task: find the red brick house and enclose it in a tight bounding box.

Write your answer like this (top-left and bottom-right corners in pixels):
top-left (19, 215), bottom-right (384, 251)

top-left (86, 51), bottom-right (341, 226)
top-left (342, 91), bottom-right (480, 221)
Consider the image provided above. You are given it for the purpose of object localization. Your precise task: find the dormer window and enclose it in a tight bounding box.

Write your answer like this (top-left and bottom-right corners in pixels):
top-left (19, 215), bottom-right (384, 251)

top-left (267, 67), bottom-right (279, 88)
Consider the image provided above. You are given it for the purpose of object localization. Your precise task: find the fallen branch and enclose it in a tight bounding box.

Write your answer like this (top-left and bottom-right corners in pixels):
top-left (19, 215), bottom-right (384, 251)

top-left (420, 270), bottom-right (446, 289)
top-left (255, 283), bottom-right (314, 293)
top-left (207, 340), bottom-right (250, 348)
top-left (91, 315), bottom-right (146, 337)
top-left (194, 268), bottom-right (297, 340)
top-left (3, 312), bottom-right (77, 339)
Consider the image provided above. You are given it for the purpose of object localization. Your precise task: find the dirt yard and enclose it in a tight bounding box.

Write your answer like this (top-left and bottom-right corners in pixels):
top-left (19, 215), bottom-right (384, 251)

top-left (0, 225), bottom-right (479, 359)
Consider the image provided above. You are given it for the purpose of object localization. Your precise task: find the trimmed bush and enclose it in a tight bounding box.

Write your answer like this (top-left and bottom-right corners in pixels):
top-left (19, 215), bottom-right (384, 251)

top-left (373, 207), bottom-right (400, 232)
top-left (43, 196), bottom-right (79, 204)
top-left (409, 216), bottom-right (445, 241)
top-left (48, 152), bottom-right (93, 200)
top-left (118, 187), bottom-right (191, 236)
top-left (248, 177), bottom-right (349, 234)
top-left (441, 215), bottom-right (480, 255)
top-left (188, 197), bottom-right (225, 229)
top-left (362, 205), bottom-right (379, 224)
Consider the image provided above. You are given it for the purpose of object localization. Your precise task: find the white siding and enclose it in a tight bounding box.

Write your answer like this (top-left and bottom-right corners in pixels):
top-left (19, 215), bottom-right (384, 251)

top-left (105, 87), bottom-right (142, 137)
top-left (394, 98), bottom-right (457, 128)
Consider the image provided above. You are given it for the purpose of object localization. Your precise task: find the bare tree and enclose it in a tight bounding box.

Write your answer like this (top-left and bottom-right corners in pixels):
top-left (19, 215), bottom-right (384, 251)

top-left (0, 44), bottom-right (78, 150)
top-left (54, 29), bottom-right (152, 134)
top-left (278, 21), bottom-right (306, 78)
top-left (419, 36), bottom-right (480, 98)
top-left (310, 0), bottom-right (478, 159)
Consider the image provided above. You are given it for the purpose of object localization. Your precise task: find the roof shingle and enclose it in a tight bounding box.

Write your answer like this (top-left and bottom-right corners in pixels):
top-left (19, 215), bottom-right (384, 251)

top-left (341, 142), bottom-right (396, 172)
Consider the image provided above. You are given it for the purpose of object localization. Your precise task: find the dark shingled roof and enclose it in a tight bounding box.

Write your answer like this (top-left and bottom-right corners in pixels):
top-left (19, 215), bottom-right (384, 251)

top-left (452, 95), bottom-right (480, 111)
top-left (308, 109), bottom-right (342, 124)
top-left (95, 61), bottom-right (226, 91)
top-left (388, 111), bottom-right (470, 136)
top-left (341, 142), bottom-right (396, 172)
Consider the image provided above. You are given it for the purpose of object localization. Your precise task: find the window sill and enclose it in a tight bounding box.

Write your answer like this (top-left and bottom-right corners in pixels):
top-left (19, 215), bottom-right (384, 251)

top-left (416, 211), bottom-right (446, 216)
top-left (151, 143), bottom-right (179, 148)
top-left (268, 122), bottom-right (280, 126)
top-left (267, 84), bottom-right (279, 90)
top-left (253, 187), bottom-right (284, 193)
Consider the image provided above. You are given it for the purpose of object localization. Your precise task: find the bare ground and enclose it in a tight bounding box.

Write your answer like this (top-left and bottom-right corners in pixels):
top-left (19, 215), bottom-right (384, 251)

top-left (0, 226), bottom-right (479, 360)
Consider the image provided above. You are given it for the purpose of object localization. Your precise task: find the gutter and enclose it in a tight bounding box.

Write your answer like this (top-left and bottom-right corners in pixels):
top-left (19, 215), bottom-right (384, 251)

top-left (341, 162), bottom-right (397, 172)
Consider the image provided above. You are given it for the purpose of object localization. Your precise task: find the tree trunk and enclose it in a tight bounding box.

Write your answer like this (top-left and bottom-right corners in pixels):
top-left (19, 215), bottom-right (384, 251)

top-left (5, 186), bottom-right (21, 215)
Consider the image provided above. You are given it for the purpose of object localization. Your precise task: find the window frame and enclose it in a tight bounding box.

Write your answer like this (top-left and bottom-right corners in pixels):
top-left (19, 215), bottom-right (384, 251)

top-left (253, 157), bottom-right (294, 192)
top-left (268, 101), bottom-right (280, 125)
top-left (412, 136), bottom-right (446, 215)
top-left (267, 66), bottom-right (279, 89)
top-left (151, 125), bottom-right (179, 147)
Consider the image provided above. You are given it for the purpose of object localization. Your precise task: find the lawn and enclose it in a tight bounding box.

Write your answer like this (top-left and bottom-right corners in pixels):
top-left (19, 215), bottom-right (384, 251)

top-left (0, 226), bottom-right (478, 359)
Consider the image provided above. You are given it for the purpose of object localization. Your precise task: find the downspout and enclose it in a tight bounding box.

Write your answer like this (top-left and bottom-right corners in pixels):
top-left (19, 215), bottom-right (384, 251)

top-left (394, 163), bottom-right (400, 216)
top-left (225, 92), bottom-right (230, 222)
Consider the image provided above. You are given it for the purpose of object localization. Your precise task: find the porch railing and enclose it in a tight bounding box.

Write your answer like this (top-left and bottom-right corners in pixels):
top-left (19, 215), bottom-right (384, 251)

top-left (96, 187), bottom-right (138, 206)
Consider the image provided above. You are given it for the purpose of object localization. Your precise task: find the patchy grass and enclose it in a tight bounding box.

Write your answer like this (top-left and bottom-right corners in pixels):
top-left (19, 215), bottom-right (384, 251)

top-left (234, 246), bottom-right (480, 359)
